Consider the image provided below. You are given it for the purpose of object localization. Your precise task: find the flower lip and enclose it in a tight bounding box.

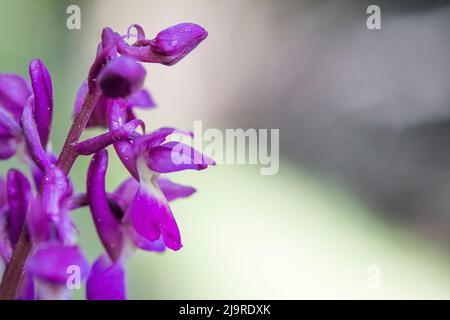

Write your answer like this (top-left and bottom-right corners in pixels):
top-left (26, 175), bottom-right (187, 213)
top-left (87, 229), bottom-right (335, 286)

top-left (128, 180), bottom-right (182, 251)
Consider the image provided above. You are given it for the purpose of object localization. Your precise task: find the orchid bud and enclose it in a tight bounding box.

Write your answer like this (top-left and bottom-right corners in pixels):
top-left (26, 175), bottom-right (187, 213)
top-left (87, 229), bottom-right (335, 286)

top-left (29, 59), bottom-right (53, 148)
top-left (150, 23), bottom-right (208, 65)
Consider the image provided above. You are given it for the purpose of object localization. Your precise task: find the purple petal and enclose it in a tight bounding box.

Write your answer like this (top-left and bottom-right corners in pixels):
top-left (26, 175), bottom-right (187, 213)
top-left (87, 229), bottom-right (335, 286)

top-left (21, 97), bottom-right (51, 171)
top-left (129, 184), bottom-right (163, 242)
top-left (133, 127), bottom-right (193, 155)
top-left (27, 243), bottom-right (89, 284)
top-left (108, 100), bottom-right (139, 179)
top-left (27, 195), bottom-right (49, 242)
top-left (128, 180), bottom-right (182, 251)
top-left (6, 169), bottom-right (31, 245)
top-left (161, 207), bottom-right (183, 251)
top-left (158, 178), bottom-right (196, 202)
top-left (147, 141), bottom-right (215, 173)
top-left (86, 255), bottom-right (126, 300)
top-left (129, 230), bottom-right (166, 252)
top-left (87, 150), bottom-right (125, 261)
top-left (98, 56), bottom-right (146, 98)
top-left (101, 27), bottom-right (120, 50)
top-left (29, 59), bottom-right (53, 148)
top-left (0, 74), bottom-right (32, 120)
top-left (76, 119), bottom-right (144, 156)
top-left (127, 89), bottom-right (155, 109)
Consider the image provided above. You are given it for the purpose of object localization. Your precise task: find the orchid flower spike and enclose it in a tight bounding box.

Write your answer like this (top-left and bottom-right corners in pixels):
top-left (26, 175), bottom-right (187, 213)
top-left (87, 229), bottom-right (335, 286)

top-left (0, 21), bottom-right (210, 300)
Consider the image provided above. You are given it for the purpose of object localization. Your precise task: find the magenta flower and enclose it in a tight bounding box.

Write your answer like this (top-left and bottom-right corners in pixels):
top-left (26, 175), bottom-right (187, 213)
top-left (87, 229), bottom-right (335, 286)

top-left (0, 22), bottom-right (210, 300)
top-left (76, 120), bottom-right (214, 253)
top-left (87, 149), bottom-right (198, 254)
top-left (85, 149), bottom-right (198, 299)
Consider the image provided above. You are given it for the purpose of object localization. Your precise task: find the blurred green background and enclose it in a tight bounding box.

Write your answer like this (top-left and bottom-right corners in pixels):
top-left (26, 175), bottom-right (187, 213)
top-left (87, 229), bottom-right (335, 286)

top-left (1, 0), bottom-right (450, 299)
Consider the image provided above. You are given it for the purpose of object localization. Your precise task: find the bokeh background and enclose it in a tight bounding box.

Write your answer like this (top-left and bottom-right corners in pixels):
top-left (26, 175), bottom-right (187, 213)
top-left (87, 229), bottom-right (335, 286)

top-left (1, 0), bottom-right (450, 299)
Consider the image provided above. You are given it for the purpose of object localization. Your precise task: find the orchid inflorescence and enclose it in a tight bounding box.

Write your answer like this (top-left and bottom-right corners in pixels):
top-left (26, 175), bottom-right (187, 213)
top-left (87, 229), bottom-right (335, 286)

top-left (0, 22), bottom-right (212, 300)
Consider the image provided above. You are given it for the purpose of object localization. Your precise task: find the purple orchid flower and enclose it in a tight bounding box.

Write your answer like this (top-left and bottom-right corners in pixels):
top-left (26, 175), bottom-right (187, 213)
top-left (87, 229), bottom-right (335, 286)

top-left (77, 120), bottom-right (214, 249)
top-left (85, 149), bottom-right (197, 299)
top-left (87, 149), bottom-right (197, 257)
top-left (0, 22), bottom-right (210, 300)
